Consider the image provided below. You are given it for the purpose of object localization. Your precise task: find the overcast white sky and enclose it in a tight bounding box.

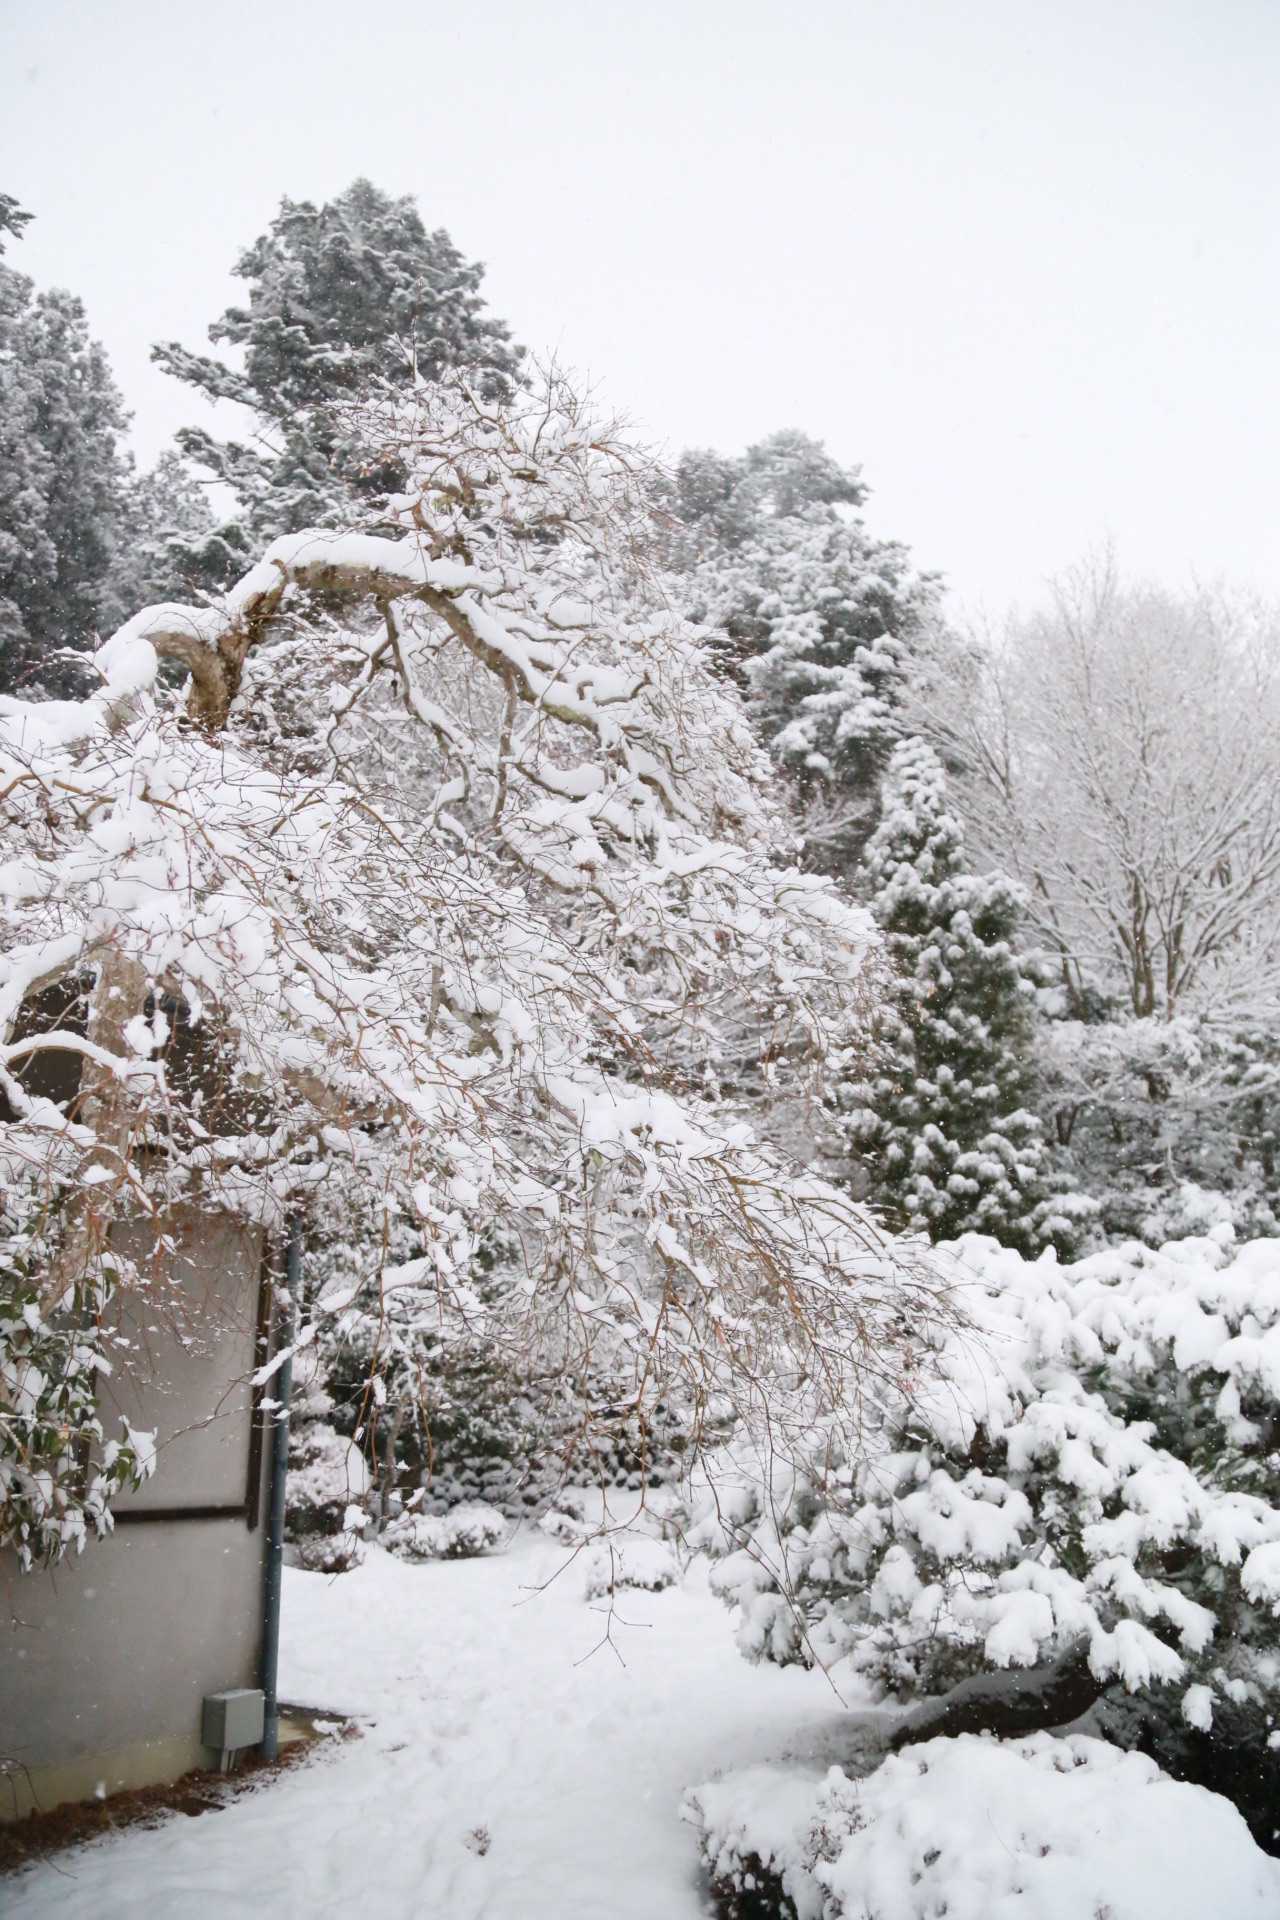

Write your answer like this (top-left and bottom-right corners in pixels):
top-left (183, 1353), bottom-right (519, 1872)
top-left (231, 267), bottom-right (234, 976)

top-left (2, 1), bottom-right (1278, 615)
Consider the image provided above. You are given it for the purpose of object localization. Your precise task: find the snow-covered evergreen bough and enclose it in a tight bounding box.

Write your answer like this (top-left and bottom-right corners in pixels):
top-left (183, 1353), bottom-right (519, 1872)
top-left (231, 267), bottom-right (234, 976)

top-left (683, 1226), bottom-right (1280, 1879)
top-left (0, 369), bottom-right (947, 1570)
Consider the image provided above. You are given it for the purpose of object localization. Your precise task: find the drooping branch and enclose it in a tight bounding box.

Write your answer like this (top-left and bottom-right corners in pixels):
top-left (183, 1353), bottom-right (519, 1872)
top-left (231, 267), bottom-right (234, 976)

top-left (100, 532), bottom-right (698, 849)
top-left (0, 366), bottom-right (908, 1573)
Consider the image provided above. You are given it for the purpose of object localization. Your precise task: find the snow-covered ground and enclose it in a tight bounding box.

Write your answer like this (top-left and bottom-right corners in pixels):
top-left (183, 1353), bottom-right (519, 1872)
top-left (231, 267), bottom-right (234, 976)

top-left (7, 1521), bottom-right (1280, 1919)
top-left (4, 1526), bottom-right (847, 1919)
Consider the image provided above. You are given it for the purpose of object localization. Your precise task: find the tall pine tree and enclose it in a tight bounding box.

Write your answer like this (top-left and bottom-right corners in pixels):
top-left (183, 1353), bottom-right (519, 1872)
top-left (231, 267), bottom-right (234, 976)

top-left (0, 196), bottom-right (133, 693)
top-left (835, 736), bottom-right (1067, 1249)
top-left (153, 179), bottom-right (523, 580)
top-left (670, 431), bottom-right (939, 870)
top-left (102, 450), bottom-right (218, 629)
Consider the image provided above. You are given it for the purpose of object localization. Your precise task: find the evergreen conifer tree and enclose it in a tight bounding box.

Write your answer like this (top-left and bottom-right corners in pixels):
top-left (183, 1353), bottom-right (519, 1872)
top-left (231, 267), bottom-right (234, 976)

top-left (153, 179), bottom-right (523, 579)
top-left (836, 736), bottom-right (1060, 1248)
top-left (102, 451), bottom-right (218, 628)
top-left (0, 197), bottom-right (134, 693)
top-left (670, 431), bottom-right (939, 870)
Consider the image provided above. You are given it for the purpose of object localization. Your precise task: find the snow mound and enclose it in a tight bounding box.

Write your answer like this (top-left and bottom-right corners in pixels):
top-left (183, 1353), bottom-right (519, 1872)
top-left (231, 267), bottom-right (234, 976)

top-left (380, 1502), bottom-right (508, 1560)
top-left (583, 1534), bottom-right (680, 1598)
top-left (686, 1732), bottom-right (1280, 1920)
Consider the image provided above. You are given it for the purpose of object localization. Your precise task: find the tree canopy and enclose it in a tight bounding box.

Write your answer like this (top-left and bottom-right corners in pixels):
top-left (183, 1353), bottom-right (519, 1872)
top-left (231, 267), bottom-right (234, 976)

top-left (0, 198), bottom-right (133, 695)
top-left (153, 179), bottom-right (523, 575)
top-left (670, 430), bottom-right (940, 871)
top-left (0, 366), bottom-right (941, 1568)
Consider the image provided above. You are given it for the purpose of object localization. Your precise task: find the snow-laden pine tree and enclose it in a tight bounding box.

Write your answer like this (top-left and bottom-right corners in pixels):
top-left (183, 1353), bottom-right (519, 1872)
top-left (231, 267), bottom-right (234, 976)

top-left (670, 431), bottom-right (939, 872)
top-left (102, 450), bottom-right (218, 628)
top-left (836, 737), bottom-right (1065, 1249)
top-left (0, 197), bottom-right (133, 694)
top-left (153, 179), bottom-right (523, 581)
top-left (0, 365), bottom-right (944, 1570)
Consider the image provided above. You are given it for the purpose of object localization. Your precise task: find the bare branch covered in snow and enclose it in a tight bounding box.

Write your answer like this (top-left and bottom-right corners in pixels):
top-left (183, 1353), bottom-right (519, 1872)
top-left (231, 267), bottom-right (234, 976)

top-left (932, 560), bottom-right (1280, 1022)
top-left (0, 366), bottom-right (945, 1567)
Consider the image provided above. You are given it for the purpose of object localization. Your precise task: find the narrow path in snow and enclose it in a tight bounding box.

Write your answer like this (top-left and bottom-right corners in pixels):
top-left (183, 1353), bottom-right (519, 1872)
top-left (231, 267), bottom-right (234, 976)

top-left (5, 1532), bottom-right (848, 1919)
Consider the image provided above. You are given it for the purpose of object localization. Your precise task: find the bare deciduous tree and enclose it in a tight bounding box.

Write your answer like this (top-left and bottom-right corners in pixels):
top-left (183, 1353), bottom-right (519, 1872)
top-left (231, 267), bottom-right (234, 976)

top-left (934, 558), bottom-right (1280, 1022)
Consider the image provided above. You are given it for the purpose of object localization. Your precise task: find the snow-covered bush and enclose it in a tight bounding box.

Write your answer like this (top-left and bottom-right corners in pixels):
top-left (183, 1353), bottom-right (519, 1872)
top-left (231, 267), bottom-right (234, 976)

top-left (286, 1417), bottom-right (368, 1536)
top-left (1034, 1005), bottom-right (1280, 1246)
top-left (283, 1351), bottom-right (370, 1570)
top-left (1, 364), bottom-right (945, 1566)
top-left (685, 1229), bottom-right (1280, 1842)
top-left (0, 1231), bottom-right (155, 1569)
top-left (309, 1219), bottom-right (666, 1532)
top-left (686, 1732), bottom-right (1280, 1920)
top-left (380, 1501), bottom-right (507, 1561)
top-left (581, 1531), bottom-right (680, 1599)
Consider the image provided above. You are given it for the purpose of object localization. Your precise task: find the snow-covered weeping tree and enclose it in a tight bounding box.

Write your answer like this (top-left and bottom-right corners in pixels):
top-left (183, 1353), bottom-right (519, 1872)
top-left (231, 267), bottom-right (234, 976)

top-left (0, 368), bottom-right (947, 1569)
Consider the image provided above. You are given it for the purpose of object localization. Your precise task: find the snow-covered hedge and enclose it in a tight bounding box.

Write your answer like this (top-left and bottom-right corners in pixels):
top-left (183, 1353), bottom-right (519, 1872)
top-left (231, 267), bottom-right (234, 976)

top-left (686, 1732), bottom-right (1280, 1920)
top-left (684, 1228), bottom-right (1280, 1838)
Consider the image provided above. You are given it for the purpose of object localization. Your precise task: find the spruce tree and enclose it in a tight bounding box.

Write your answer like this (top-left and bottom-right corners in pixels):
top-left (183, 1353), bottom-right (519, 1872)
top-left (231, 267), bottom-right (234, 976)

top-left (670, 431), bottom-right (939, 870)
top-left (153, 179), bottom-right (523, 577)
top-left (836, 736), bottom-right (1057, 1248)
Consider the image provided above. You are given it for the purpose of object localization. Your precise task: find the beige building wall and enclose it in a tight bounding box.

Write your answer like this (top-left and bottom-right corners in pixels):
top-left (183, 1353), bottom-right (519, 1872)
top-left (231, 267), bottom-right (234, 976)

top-left (0, 1215), bottom-right (271, 1820)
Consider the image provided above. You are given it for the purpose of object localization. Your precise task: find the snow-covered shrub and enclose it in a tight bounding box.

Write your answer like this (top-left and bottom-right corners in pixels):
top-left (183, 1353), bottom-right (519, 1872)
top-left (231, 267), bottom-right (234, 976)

top-left (581, 1532), bottom-right (680, 1598)
top-left (286, 1421), bottom-right (369, 1535)
top-left (535, 1494), bottom-right (681, 1596)
top-left (686, 1229), bottom-right (1280, 1843)
top-left (307, 1213), bottom-right (701, 1547)
top-left (686, 1733), bottom-right (1280, 1920)
top-left (1034, 1006), bottom-right (1280, 1246)
top-left (291, 1517), bottom-right (368, 1576)
top-left (315, 1230), bottom-right (604, 1527)
top-left (380, 1501), bottom-right (508, 1561)
top-left (283, 1352), bottom-right (371, 1570)
top-left (0, 1223), bottom-right (155, 1568)
top-left (1, 365), bottom-right (943, 1564)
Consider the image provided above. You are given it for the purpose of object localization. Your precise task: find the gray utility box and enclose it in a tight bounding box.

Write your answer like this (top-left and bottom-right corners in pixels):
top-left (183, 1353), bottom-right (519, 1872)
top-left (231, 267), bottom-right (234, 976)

top-left (202, 1689), bottom-right (265, 1755)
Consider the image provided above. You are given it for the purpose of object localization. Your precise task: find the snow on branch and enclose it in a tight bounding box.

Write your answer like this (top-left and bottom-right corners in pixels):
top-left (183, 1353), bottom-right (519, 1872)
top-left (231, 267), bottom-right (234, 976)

top-left (0, 364), bottom-right (937, 1568)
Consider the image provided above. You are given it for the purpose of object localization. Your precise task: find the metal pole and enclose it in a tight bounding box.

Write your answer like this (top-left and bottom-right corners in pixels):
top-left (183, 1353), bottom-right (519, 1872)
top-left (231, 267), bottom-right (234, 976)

top-left (260, 1222), bottom-right (300, 1761)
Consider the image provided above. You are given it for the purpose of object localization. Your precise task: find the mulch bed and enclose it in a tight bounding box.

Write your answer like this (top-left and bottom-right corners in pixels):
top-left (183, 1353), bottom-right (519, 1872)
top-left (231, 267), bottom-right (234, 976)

top-left (0, 1709), bottom-right (355, 1876)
